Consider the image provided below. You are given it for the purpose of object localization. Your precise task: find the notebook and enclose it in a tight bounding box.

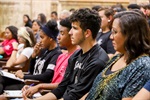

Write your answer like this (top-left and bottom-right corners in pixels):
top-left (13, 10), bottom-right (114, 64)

top-left (4, 90), bottom-right (42, 98)
top-left (0, 70), bottom-right (24, 82)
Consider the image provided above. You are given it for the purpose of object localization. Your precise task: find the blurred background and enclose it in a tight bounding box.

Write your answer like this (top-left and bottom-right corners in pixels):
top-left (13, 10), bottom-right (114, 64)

top-left (0, 0), bottom-right (149, 33)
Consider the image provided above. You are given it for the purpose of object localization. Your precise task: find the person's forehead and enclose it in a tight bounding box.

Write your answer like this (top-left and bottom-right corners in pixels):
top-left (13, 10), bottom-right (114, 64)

top-left (112, 18), bottom-right (120, 28)
top-left (72, 21), bottom-right (80, 26)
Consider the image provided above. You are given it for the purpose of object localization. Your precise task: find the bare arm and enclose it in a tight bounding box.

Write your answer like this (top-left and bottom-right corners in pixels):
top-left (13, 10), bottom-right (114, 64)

top-left (0, 47), bottom-right (4, 54)
top-left (23, 83), bottom-right (59, 97)
top-left (38, 83), bottom-right (59, 90)
top-left (132, 88), bottom-right (150, 100)
top-left (80, 93), bottom-right (89, 100)
top-left (6, 42), bottom-right (28, 67)
top-left (23, 92), bottom-right (57, 100)
top-left (122, 98), bottom-right (132, 100)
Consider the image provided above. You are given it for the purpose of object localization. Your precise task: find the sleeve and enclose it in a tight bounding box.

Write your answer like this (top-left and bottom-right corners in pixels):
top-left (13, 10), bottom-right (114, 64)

top-left (52, 58), bottom-right (106, 100)
top-left (29, 58), bottom-right (36, 74)
top-left (21, 48), bottom-right (33, 59)
top-left (106, 39), bottom-right (115, 54)
top-left (143, 80), bottom-right (150, 92)
top-left (122, 60), bottom-right (150, 98)
top-left (24, 69), bottom-right (54, 83)
top-left (2, 40), bottom-right (17, 56)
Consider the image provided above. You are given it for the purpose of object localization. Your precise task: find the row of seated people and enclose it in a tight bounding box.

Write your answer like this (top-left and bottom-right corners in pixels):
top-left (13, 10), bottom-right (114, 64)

top-left (22, 8), bottom-right (150, 100)
top-left (0, 8), bottom-right (150, 100)
top-left (0, 18), bottom-right (79, 97)
top-left (0, 9), bottom-right (109, 100)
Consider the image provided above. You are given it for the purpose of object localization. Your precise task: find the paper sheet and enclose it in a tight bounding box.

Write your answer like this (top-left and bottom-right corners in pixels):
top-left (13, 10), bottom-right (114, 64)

top-left (0, 71), bottom-right (24, 82)
top-left (4, 90), bottom-right (42, 98)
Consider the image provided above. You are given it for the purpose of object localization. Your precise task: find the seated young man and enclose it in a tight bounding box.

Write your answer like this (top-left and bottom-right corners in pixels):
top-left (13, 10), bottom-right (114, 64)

top-left (23, 8), bottom-right (109, 100)
top-left (22, 18), bottom-right (78, 97)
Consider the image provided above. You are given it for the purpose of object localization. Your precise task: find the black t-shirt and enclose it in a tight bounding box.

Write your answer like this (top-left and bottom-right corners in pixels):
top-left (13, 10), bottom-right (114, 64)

top-left (96, 31), bottom-right (115, 54)
top-left (51, 44), bottom-right (109, 100)
top-left (24, 47), bottom-right (62, 83)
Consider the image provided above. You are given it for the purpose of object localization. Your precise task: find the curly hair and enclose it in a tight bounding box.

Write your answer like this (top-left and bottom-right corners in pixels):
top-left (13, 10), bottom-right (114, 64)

top-left (114, 11), bottom-right (150, 64)
top-left (60, 17), bottom-right (71, 31)
top-left (69, 8), bottom-right (101, 39)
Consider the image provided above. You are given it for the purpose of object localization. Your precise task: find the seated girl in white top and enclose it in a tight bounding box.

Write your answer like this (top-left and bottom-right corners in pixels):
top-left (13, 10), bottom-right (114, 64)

top-left (5, 27), bottom-right (36, 68)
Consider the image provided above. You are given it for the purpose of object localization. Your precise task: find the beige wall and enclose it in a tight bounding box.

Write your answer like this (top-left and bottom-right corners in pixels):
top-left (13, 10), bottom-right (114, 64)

top-left (0, 0), bottom-right (149, 33)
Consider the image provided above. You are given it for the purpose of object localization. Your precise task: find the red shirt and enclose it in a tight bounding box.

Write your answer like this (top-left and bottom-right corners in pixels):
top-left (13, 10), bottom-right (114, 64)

top-left (1, 39), bottom-right (17, 57)
top-left (51, 52), bottom-right (74, 83)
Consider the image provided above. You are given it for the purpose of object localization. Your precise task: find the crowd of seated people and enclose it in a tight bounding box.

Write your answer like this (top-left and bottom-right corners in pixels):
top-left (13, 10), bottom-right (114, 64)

top-left (0, 3), bottom-right (150, 100)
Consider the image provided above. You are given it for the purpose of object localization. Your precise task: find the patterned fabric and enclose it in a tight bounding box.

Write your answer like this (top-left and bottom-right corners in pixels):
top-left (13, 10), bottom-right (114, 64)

top-left (86, 54), bottom-right (150, 100)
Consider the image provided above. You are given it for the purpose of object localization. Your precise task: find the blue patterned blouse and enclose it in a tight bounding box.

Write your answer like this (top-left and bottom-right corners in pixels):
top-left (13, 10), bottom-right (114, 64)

top-left (86, 54), bottom-right (150, 100)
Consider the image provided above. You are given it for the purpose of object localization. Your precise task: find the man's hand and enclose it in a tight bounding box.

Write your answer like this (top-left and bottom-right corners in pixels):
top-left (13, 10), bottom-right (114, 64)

top-left (23, 91), bottom-right (33, 100)
top-left (24, 85), bottom-right (40, 97)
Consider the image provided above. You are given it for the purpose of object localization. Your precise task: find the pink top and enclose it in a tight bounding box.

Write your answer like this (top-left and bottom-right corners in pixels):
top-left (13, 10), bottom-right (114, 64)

top-left (1, 39), bottom-right (17, 57)
top-left (51, 52), bottom-right (74, 83)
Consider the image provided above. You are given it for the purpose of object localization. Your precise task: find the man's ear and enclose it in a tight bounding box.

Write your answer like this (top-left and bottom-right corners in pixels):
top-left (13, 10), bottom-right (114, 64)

top-left (85, 29), bottom-right (92, 38)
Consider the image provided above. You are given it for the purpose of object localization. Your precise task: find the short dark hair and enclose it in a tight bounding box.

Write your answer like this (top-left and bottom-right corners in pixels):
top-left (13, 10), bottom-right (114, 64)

top-left (114, 11), bottom-right (150, 64)
top-left (145, 4), bottom-right (150, 10)
top-left (60, 17), bottom-right (71, 31)
top-left (51, 11), bottom-right (58, 16)
top-left (69, 8), bottom-right (101, 39)
top-left (6, 25), bottom-right (18, 41)
top-left (92, 5), bottom-right (102, 11)
top-left (128, 4), bottom-right (140, 10)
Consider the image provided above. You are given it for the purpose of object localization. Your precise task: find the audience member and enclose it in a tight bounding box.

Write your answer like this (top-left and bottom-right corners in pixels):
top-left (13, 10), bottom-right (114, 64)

top-left (145, 4), bottom-right (150, 26)
top-left (111, 3), bottom-right (126, 14)
top-left (15, 20), bottom-right (62, 82)
top-left (69, 8), bottom-right (75, 15)
top-left (5, 27), bottom-right (36, 68)
top-left (37, 13), bottom-right (47, 26)
top-left (0, 26), bottom-right (18, 58)
top-left (58, 10), bottom-right (70, 29)
top-left (59, 10), bottom-right (70, 21)
top-left (85, 11), bottom-right (150, 100)
top-left (23, 14), bottom-right (32, 28)
top-left (139, 4), bottom-right (147, 16)
top-left (51, 11), bottom-right (58, 21)
top-left (23, 8), bottom-right (109, 100)
top-left (97, 8), bottom-right (115, 58)
top-left (22, 17), bottom-right (78, 97)
top-left (32, 20), bottom-right (41, 42)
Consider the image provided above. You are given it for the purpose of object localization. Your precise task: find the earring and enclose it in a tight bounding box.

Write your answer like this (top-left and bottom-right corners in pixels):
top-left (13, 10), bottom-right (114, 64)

top-left (108, 20), bottom-right (110, 22)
